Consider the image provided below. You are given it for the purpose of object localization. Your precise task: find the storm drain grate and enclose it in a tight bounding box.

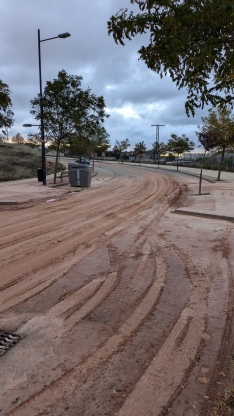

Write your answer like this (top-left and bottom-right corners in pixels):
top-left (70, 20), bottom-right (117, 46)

top-left (0, 330), bottom-right (21, 356)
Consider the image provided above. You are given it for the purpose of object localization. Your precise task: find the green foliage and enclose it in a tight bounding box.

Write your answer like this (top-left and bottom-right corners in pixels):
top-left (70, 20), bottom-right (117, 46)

top-left (30, 70), bottom-right (109, 182)
top-left (108, 1), bottom-right (234, 115)
top-left (0, 143), bottom-right (64, 181)
top-left (151, 141), bottom-right (167, 163)
top-left (198, 107), bottom-right (234, 150)
top-left (167, 134), bottom-right (195, 155)
top-left (0, 80), bottom-right (14, 129)
top-left (69, 125), bottom-right (110, 158)
top-left (197, 106), bottom-right (234, 180)
top-left (134, 141), bottom-right (147, 155)
top-left (151, 141), bottom-right (167, 154)
top-left (0, 143), bottom-right (41, 181)
top-left (134, 140), bottom-right (147, 165)
top-left (167, 134), bottom-right (195, 170)
top-left (113, 138), bottom-right (131, 156)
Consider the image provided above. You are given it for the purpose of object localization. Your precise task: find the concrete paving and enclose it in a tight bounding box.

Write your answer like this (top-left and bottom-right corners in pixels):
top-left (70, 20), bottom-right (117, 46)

top-left (110, 160), bottom-right (234, 183)
top-left (175, 182), bottom-right (234, 222)
top-left (0, 165), bottom-right (114, 204)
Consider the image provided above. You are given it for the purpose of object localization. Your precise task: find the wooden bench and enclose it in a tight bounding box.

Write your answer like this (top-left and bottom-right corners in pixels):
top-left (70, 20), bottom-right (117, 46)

top-left (56, 170), bottom-right (69, 183)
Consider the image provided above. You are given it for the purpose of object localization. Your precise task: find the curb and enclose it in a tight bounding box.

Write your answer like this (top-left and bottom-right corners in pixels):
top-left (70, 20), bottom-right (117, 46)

top-left (173, 209), bottom-right (234, 223)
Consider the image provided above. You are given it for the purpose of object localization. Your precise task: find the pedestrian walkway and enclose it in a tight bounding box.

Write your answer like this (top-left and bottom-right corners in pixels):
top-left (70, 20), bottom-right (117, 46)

top-left (174, 181), bottom-right (234, 222)
top-left (0, 166), bottom-right (114, 204)
top-left (116, 161), bottom-right (234, 183)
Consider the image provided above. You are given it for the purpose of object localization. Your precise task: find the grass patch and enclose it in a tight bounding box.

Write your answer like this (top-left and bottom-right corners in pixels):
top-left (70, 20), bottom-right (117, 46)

top-left (0, 143), bottom-right (65, 181)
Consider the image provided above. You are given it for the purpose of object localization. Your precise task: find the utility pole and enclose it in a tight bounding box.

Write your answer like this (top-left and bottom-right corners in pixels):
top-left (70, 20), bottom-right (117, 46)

top-left (151, 124), bottom-right (164, 168)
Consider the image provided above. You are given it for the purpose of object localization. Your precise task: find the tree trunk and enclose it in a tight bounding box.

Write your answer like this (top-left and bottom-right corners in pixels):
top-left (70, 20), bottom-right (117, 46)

top-left (177, 155), bottom-right (179, 171)
top-left (53, 141), bottom-right (60, 184)
top-left (217, 146), bottom-right (225, 181)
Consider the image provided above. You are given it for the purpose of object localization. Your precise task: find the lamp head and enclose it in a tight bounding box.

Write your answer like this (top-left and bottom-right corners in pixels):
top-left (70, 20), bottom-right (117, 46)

top-left (58, 32), bottom-right (71, 39)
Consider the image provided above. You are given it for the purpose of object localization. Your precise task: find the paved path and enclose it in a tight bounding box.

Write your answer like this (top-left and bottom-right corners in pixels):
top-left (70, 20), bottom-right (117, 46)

top-left (105, 160), bottom-right (234, 182)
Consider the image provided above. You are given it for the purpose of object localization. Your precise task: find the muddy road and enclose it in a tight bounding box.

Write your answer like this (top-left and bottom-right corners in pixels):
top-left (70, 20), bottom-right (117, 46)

top-left (0, 164), bottom-right (234, 415)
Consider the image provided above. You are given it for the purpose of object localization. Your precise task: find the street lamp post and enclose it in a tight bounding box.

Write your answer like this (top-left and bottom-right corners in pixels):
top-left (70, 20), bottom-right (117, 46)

top-left (38, 29), bottom-right (70, 185)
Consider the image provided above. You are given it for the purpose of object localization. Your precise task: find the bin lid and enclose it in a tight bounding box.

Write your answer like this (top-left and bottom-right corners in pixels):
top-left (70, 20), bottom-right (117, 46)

top-left (68, 162), bottom-right (89, 170)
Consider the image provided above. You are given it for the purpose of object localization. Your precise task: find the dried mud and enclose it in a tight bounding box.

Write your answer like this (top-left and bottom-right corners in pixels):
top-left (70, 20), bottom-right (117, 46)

top-left (0, 164), bottom-right (233, 416)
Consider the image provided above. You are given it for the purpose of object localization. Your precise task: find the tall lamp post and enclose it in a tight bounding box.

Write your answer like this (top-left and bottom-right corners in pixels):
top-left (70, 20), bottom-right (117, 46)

top-left (37, 29), bottom-right (70, 185)
top-left (24, 31), bottom-right (71, 184)
top-left (23, 30), bottom-right (70, 185)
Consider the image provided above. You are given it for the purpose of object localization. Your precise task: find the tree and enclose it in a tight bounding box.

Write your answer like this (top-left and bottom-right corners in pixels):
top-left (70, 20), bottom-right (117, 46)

top-left (197, 107), bottom-right (234, 181)
top-left (30, 70), bottom-right (109, 183)
top-left (91, 125), bottom-right (110, 161)
top-left (0, 80), bottom-right (14, 130)
top-left (69, 124), bottom-right (110, 160)
top-left (113, 138), bottom-right (131, 162)
top-left (12, 133), bottom-right (25, 145)
top-left (108, 1), bottom-right (234, 116)
top-left (167, 134), bottom-right (195, 171)
top-left (151, 141), bottom-right (167, 168)
top-left (26, 133), bottom-right (42, 149)
top-left (134, 141), bottom-right (147, 165)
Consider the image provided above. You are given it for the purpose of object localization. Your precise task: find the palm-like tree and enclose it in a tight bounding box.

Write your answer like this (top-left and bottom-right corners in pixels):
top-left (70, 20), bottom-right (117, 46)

top-left (134, 141), bottom-right (147, 165)
top-left (151, 141), bottom-right (167, 168)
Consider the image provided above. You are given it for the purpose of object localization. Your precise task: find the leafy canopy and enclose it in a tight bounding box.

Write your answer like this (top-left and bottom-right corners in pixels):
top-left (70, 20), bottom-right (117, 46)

top-left (135, 140), bottom-right (147, 155)
top-left (30, 70), bottom-right (109, 146)
top-left (197, 106), bottom-right (234, 151)
top-left (30, 70), bottom-right (109, 182)
top-left (108, 0), bottom-right (234, 116)
top-left (197, 106), bottom-right (234, 180)
top-left (167, 134), bottom-right (195, 155)
top-left (151, 141), bottom-right (167, 155)
top-left (0, 80), bottom-right (14, 130)
top-left (113, 138), bottom-right (131, 155)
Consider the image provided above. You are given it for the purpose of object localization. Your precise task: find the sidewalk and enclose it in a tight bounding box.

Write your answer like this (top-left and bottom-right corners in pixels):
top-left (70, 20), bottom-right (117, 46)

top-left (112, 160), bottom-right (234, 183)
top-left (174, 181), bottom-right (234, 222)
top-left (0, 174), bottom-right (69, 204)
top-left (0, 166), bottom-right (114, 205)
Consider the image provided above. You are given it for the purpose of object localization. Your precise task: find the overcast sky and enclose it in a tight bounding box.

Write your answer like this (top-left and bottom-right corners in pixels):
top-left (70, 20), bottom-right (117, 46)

top-left (0, 0), bottom-right (208, 150)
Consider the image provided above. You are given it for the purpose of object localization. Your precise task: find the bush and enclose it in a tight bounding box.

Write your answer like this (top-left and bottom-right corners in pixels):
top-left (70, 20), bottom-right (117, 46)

top-left (0, 143), bottom-right (65, 181)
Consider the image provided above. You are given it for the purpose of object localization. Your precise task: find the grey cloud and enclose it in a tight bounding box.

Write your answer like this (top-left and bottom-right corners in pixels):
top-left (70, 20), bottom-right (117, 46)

top-left (0, 0), bottom-right (207, 146)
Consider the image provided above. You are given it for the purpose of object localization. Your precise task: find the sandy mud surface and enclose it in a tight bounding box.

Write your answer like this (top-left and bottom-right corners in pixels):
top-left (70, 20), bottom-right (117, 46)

top-left (0, 164), bottom-right (234, 415)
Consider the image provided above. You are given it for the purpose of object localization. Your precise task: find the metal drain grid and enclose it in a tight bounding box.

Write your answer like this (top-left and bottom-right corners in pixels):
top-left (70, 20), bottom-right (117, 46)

top-left (0, 330), bottom-right (20, 356)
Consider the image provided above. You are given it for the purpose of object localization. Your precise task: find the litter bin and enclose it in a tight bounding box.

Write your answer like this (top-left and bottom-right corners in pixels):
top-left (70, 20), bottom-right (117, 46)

top-left (68, 163), bottom-right (92, 187)
top-left (37, 168), bottom-right (43, 182)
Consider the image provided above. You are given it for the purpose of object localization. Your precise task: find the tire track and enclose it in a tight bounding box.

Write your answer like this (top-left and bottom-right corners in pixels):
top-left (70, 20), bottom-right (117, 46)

top-left (0, 168), bottom-right (185, 416)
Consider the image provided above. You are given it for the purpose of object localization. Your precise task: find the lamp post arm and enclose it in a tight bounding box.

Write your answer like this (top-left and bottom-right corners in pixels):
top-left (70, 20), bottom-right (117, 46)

top-left (40, 36), bottom-right (59, 42)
